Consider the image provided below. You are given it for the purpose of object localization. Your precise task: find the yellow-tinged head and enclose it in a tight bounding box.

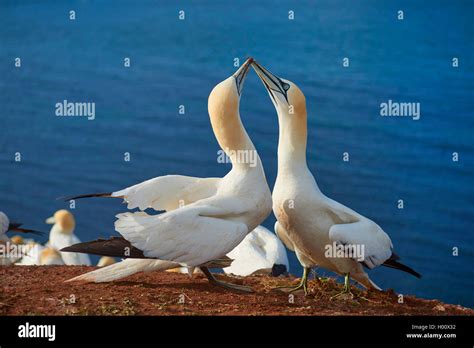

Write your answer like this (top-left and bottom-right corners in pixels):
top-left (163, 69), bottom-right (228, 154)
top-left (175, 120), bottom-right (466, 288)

top-left (97, 256), bottom-right (116, 267)
top-left (10, 235), bottom-right (24, 245)
top-left (251, 60), bottom-right (307, 123)
top-left (45, 209), bottom-right (75, 234)
top-left (40, 247), bottom-right (63, 265)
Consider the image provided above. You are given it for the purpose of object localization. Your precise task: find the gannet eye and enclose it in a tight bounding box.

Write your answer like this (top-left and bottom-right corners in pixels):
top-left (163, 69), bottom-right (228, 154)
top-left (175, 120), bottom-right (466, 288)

top-left (283, 83), bottom-right (290, 91)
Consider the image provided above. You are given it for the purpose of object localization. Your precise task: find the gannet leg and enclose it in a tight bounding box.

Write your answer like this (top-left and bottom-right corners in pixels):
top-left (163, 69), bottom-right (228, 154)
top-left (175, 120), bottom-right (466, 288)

top-left (273, 267), bottom-right (310, 295)
top-left (200, 267), bottom-right (254, 293)
top-left (330, 273), bottom-right (354, 300)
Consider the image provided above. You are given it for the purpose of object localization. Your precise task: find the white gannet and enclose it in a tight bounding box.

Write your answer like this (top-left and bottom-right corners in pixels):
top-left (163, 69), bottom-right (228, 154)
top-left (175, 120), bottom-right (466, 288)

top-left (46, 209), bottom-right (91, 266)
top-left (61, 58), bottom-right (273, 292)
top-left (0, 211), bottom-right (44, 266)
top-left (224, 225), bottom-right (289, 277)
top-left (251, 61), bottom-right (420, 297)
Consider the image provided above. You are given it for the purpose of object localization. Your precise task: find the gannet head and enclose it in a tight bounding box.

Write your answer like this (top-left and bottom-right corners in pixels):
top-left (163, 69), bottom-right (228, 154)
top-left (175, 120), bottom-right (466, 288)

top-left (40, 247), bottom-right (64, 265)
top-left (208, 57), bottom-right (253, 111)
top-left (251, 60), bottom-right (307, 120)
top-left (10, 235), bottom-right (24, 245)
top-left (46, 209), bottom-right (75, 235)
top-left (97, 256), bottom-right (116, 267)
top-left (208, 58), bottom-right (254, 154)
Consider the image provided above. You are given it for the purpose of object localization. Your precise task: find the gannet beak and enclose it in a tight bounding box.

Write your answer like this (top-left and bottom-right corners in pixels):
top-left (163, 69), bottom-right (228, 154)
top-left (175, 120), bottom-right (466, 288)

top-left (7, 222), bottom-right (44, 236)
top-left (233, 57), bottom-right (253, 96)
top-left (45, 216), bottom-right (56, 224)
top-left (251, 60), bottom-right (290, 104)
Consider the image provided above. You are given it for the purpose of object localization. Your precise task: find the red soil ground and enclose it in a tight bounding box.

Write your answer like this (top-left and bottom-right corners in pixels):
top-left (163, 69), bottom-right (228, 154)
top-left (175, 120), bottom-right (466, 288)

top-left (0, 266), bottom-right (472, 316)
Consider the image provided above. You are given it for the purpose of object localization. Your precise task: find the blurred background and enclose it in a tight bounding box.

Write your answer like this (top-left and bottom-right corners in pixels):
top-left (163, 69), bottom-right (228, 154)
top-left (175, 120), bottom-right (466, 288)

top-left (0, 0), bottom-right (472, 307)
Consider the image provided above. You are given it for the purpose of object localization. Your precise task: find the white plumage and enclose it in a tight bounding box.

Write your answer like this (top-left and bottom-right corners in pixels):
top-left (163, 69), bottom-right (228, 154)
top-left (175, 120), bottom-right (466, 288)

top-left (47, 210), bottom-right (91, 266)
top-left (68, 58), bottom-right (273, 285)
top-left (225, 225), bottom-right (289, 276)
top-left (252, 61), bottom-right (419, 292)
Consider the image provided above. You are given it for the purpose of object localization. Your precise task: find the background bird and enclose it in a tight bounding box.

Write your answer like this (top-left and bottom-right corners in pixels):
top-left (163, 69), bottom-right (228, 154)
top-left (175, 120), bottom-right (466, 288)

top-left (0, 211), bottom-right (45, 265)
top-left (46, 209), bottom-right (91, 266)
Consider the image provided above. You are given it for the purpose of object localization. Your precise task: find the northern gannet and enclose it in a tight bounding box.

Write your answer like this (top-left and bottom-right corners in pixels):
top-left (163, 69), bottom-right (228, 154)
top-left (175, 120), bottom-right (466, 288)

top-left (0, 211), bottom-right (44, 265)
top-left (46, 210), bottom-right (91, 266)
top-left (251, 61), bottom-right (421, 297)
top-left (224, 225), bottom-right (289, 277)
top-left (62, 58), bottom-right (273, 292)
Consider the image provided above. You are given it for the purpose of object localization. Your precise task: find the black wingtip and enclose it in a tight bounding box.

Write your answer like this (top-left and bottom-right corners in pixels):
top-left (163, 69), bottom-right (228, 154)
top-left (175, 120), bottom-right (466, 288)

top-left (61, 237), bottom-right (146, 259)
top-left (58, 192), bottom-right (113, 202)
top-left (8, 222), bottom-right (45, 236)
top-left (14, 228), bottom-right (45, 236)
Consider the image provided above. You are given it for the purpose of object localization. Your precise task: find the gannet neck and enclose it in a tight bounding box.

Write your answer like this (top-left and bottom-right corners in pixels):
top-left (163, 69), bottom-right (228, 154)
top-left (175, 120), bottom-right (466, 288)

top-left (208, 78), bottom-right (258, 171)
top-left (276, 107), bottom-right (308, 173)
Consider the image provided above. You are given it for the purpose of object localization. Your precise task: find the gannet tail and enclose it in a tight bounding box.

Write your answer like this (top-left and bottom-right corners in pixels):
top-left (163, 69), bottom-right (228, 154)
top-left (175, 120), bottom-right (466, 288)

top-left (66, 258), bottom-right (178, 283)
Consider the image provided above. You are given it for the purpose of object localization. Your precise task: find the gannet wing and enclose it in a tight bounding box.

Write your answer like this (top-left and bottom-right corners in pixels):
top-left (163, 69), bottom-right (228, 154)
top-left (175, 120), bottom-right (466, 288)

top-left (115, 205), bottom-right (248, 267)
top-left (112, 175), bottom-right (220, 211)
top-left (328, 220), bottom-right (393, 268)
top-left (274, 221), bottom-right (295, 251)
top-left (225, 232), bottom-right (269, 276)
top-left (255, 225), bottom-right (289, 267)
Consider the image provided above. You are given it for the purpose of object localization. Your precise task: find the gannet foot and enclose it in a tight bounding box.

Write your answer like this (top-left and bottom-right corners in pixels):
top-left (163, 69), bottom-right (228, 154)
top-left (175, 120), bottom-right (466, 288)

top-left (272, 267), bottom-right (310, 296)
top-left (201, 267), bottom-right (254, 293)
top-left (330, 272), bottom-right (354, 301)
top-left (273, 283), bottom-right (308, 296)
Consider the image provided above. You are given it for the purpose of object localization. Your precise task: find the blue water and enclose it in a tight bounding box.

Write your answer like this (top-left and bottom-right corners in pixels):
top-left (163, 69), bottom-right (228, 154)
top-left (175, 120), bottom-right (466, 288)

top-left (1, 0), bottom-right (473, 307)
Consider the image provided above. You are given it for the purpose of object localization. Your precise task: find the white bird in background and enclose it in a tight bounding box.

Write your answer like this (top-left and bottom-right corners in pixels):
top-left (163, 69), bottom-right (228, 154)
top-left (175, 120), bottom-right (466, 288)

top-left (0, 211), bottom-right (44, 266)
top-left (46, 209), bottom-right (91, 266)
top-left (62, 58), bottom-right (273, 292)
top-left (15, 242), bottom-right (65, 266)
top-left (97, 256), bottom-right (116, 268)
top-left (251, 61), bottom-right (420, 297)
top-left (167, 225), bottom-right (289, 277)
top-left (224, 225), bottom-right (289, 277)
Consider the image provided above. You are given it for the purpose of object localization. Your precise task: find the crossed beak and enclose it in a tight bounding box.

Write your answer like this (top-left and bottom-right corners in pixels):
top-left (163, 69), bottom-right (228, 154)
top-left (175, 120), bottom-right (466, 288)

top-left (251, 60), bottom-right (290, 104)
top-left (233, 57), bottom-right (254, 96)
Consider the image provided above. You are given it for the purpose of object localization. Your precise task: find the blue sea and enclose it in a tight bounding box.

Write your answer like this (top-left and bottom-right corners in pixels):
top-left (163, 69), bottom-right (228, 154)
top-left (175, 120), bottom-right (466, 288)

top-left (1, 0), bottom-right (473, 307)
